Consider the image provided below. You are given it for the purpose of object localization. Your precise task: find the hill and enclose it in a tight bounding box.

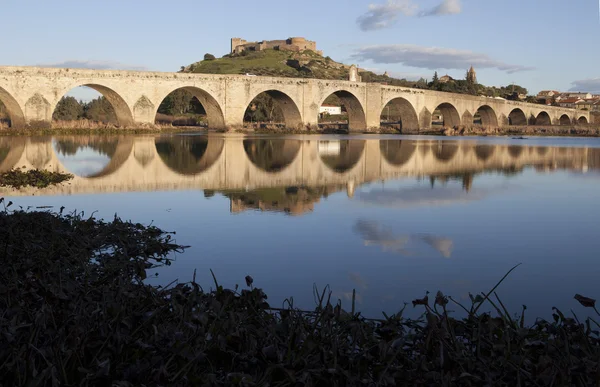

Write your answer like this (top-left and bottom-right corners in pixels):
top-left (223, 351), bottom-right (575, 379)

top-left (181, 49), bottom-right (426, 88)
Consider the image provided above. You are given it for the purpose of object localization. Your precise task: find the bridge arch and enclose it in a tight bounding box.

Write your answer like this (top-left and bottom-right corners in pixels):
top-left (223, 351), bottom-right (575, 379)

top-left (379, 140), bottom-right (417, 167)
top-left (430, 102), bottom-right (461, 128)
top-left (243, 138), bottom-right (301, 173)
top-left (508, 108), bottom-right (527, 125)
top-left (244, 90), bottom-right (302, 129)
top-left (318, 90), bottom-right (367, 131)
top-left (559, 114), bottom-right (571, 126)
top-left (578, 116), bottom-right (588, 124)
top-left (380, 97), bottom-right (419, 132)
top-left (533, 111), bottom-right (551, 126)
top-left (319, 140), bottom-right (365, 173)
top-left (154, 86), bottom-right (224, 129)
top-left (473, 105), bottom-right (498, 127)
top-left (0, 87), bottom-right (26, 127)
top-left (155, 135), bottom-right (224, 175)
top-left (53, 84), bottom-right (134, 126)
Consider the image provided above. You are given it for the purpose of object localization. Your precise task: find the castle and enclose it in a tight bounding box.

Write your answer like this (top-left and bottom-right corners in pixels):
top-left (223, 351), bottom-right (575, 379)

top-left (230, 37), bottom-right (323, 56)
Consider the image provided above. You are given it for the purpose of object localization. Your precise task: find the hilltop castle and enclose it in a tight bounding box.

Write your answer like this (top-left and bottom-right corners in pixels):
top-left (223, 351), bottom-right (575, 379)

top-left (231, 37), bottom-right (323, 56)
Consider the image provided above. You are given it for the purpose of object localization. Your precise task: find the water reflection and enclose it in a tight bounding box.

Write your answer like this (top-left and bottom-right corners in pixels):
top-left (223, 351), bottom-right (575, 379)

top-left (353, 219), bottom-right (454, 258)
top-left (319, 140), bottom-right (365, 173)
top-left (0, 135), bottom-right (598, 209)
top-left (243, 139), bottom-right (300, 173)
top-left (219, 186), bottom-right (342, 215)
top-left (155, 135), bottom-right (224, 175)
top-left (53, 137), bottom-right (121, 177)
top-left (380, 140), bottom-right (417, 166)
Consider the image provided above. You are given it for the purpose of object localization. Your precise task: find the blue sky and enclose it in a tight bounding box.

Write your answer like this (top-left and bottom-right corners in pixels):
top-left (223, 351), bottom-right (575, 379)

top-left (2, 0), bottom-right (600, 96)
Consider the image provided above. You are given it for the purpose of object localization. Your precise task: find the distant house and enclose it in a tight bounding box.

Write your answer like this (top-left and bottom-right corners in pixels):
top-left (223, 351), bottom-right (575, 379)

top-left (439, 74), bottom-right (454, 83)
top-left (537, 90), bottom-right (560, 98)
top-left (559, 92), bottom-right (592, 100)
top-left (576, 99), bottom-right (600, 111)
top-left (557, 97), bottom-right (582, 109)
top-left (319, 104), bottom-right (342, 116)
top-left (537, 90), bottom-right (560, 105)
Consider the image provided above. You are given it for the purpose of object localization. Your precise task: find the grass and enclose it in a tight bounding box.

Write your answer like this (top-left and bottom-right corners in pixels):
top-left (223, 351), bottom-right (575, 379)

top-left (187, 49), bottom-right (350, 80)
top-left (0, 168), bottom-right (73, 189)
top-left (0, 206), bottom-right (599, 385)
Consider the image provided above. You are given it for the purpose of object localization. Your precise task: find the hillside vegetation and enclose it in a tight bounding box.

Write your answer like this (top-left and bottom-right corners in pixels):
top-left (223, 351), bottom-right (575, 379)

top-left (182, 49), bottom-right (531, 100)
top-left (182, 50), bottom-right (423, 88)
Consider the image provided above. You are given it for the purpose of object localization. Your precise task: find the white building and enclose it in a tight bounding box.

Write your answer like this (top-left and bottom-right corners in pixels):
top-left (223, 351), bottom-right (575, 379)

top-left (319, 104), bottom-right (342, 115)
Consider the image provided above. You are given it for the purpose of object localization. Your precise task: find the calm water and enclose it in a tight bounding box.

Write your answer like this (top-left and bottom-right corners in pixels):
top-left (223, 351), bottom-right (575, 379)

top-left (2, 133), bottom-right (600, 320)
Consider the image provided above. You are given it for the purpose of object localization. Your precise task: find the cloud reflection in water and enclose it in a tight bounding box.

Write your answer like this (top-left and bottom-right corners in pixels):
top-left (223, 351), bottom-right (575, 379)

top-left (353, 219), bottom-right (454, 258)
top-left (356, 184), bottom-right (492, 208)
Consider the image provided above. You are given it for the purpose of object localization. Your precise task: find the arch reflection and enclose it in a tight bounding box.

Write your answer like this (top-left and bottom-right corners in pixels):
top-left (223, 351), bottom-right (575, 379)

top-left (319, 140), bottom-right (365, 173)
top-left (54, 137), bottom-right (133, 178)
top-left (474, 144), bottom-right (495, 162)
top-left (155, 135), bottom-right (224, 175)
top-left (380, 140), bottom-right (417, 167)
top-left (432, 141), bottom-right (459, 162)
top-left (0, 137), bottom-right (26, 172)
top-left (243, 139), bottom-right (301, 173)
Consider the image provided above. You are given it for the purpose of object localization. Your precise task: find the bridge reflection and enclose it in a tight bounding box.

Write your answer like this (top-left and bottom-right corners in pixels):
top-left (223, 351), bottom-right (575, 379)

top-left (1, 134), bottom-right (599, 216)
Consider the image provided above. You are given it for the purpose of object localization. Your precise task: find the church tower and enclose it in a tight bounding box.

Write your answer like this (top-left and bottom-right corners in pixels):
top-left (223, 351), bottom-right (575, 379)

top-left (467, 65), bottom-right (477, 84)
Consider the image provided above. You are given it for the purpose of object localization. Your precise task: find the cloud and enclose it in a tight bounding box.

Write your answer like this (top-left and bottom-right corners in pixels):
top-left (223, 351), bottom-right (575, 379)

top-left (37, 60), bottom-right (148, 71)
top-left (353, 219), bottom-right (454, 258)
top-left (351, 44), bottom-right (535, 73)
top-left (420, 0), bottom-right (462, 16)
top-left (357, 0), bottom-right (461, 31)
top-left (357, 0), bottom-right (417, 31)
top-left (569, 78), bottom-right (600, 93)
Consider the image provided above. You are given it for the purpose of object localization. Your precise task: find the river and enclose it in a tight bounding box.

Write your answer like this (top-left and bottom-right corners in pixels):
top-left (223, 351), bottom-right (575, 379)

top-left (2, 133), bottom-right (600, 320)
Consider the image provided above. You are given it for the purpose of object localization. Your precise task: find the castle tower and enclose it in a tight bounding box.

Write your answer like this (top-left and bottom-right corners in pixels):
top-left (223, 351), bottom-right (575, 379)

top-left (467, 65), bottom-right (477, 84)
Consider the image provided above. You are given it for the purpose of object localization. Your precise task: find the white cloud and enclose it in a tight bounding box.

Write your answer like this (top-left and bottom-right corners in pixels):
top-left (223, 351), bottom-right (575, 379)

top-left (37, 60), bottom-right (148, 71)
top-left (569, 78), bottom-right (600, 93)
top-left (420, 0), bottom-right (462, 17)
top-left (351, 44), bottom-right (535, 73)
top-left (357, 0), bottom-right (418, 31)
top-left (357, 0), bottom-right (461, 31)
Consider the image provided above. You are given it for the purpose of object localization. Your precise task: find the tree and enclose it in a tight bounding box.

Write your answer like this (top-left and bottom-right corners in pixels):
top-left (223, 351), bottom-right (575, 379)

top-left (204, 53), bottom-right (216, 61)
top-left (158, 89), bottom-right (205, 116)
top-left (83, 97), bottom-right (117, 123)
top-left (244, 93), bottom-right (284, 123)
top-left (53, 96), bottom-right (84, 121)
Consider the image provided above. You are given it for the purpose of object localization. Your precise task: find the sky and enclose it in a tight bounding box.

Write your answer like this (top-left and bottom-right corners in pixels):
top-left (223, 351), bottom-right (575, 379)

top-left (1, 0), bottom-right (600, 98)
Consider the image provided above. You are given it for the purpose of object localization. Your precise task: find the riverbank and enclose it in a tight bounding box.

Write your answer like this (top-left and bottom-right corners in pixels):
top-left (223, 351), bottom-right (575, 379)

top-left (1, 121), bottom-right (600, 137)
top-left (1, 206), bottom-right (598, 386)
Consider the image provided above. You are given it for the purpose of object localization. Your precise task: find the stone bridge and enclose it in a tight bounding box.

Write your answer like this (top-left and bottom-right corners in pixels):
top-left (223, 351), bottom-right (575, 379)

top-left (0, 134), bottom-right (594, 197)
top-left (0, 66), bottom-right (590, 131)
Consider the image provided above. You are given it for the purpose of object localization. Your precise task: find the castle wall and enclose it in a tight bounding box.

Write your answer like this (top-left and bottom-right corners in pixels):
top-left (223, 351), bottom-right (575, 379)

top-left (231, 37), bottom-right (319, 54)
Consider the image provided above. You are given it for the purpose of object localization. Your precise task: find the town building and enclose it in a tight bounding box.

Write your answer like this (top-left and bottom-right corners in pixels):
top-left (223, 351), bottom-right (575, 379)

top-left (319, 104), bottom-right (342, 116)
top-left (557, 97), bottom-right (582, 109)
top-left (558, 92), bottom-right (593, 100)
top-left (231, 37), bottom-right (323, 55)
